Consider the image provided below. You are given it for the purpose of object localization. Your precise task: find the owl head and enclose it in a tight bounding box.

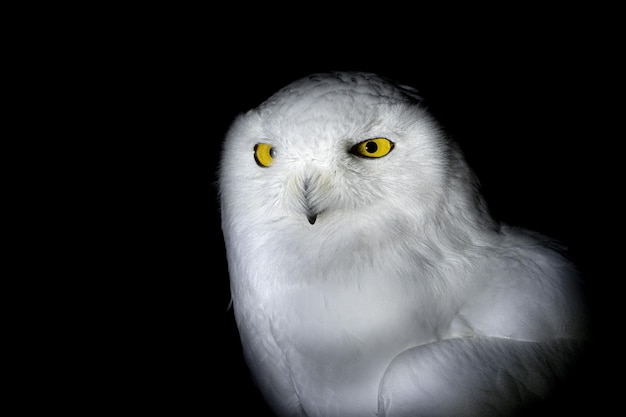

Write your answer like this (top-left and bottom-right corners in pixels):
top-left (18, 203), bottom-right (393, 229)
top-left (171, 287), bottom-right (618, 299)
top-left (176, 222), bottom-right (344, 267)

top-left (219, 72), bottom-right (494, 254)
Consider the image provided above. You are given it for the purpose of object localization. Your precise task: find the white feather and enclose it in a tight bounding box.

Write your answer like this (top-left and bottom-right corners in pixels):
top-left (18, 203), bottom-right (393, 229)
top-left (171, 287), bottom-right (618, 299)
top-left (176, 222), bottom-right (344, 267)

top-left (219, 71), bottom-right (589, 417)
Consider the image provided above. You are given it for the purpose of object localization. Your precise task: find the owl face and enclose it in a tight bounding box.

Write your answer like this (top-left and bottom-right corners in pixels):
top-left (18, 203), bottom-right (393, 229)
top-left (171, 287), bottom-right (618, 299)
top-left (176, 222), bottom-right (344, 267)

top-left (219, 73), bottom-right (453, 242)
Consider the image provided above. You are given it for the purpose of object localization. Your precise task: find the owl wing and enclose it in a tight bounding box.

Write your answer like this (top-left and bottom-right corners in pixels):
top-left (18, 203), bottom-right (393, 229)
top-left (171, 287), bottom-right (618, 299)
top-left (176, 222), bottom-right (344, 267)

top-left (377, 336), bottom-right (587, 417)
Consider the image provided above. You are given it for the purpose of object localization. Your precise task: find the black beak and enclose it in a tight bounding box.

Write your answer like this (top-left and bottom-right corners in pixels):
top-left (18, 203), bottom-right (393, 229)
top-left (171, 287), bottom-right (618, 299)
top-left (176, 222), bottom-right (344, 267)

top-left (303, 176), bottom-right (319, 225)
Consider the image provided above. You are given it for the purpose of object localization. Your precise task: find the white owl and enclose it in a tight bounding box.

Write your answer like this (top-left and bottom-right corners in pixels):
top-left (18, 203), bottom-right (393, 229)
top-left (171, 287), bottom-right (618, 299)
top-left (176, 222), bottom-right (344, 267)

top-left (218, 72), bottom-right (589, 417)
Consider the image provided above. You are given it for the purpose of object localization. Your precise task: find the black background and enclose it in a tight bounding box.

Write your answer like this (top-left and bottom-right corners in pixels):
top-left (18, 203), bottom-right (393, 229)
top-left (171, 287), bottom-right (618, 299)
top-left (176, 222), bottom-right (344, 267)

top-left (109, 15), bottom-right (616, 416)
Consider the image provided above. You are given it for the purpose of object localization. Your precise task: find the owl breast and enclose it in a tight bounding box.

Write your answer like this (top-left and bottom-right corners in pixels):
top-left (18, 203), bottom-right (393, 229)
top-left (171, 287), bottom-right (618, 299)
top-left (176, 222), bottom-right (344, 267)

top-left (231, 227), bottom-right (459, 417)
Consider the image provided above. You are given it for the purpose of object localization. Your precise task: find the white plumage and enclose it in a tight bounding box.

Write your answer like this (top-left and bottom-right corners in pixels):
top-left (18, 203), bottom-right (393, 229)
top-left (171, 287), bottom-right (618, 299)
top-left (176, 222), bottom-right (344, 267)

top-left (219, 72), bottom-right (588, 417)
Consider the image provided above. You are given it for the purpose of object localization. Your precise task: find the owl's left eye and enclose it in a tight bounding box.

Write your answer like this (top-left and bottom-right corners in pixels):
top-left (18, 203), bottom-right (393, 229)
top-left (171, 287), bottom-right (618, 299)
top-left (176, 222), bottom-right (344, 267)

top-left (350, 138), bottom-right (395, 158)
top-left (254, 143), bottom-right (275, 167)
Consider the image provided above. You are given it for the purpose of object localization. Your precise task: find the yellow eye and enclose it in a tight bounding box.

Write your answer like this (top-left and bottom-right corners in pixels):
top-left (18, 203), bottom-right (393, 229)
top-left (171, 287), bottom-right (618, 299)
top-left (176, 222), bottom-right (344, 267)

top-left (254, 143), bottom-right (275, 167)
top-left (350, 138), bottom-right (394, 158)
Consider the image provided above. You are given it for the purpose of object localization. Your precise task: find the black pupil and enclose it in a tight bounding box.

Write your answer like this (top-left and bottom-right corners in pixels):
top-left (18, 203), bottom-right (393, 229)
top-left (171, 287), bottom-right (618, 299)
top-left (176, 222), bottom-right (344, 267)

top-left (365, 141), bottom-right (378, 153)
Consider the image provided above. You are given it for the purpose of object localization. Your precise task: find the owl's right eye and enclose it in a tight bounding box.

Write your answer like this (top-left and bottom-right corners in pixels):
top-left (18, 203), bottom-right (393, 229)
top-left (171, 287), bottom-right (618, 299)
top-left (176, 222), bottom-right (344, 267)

top-left (254, 143), bottom-right (275, 167)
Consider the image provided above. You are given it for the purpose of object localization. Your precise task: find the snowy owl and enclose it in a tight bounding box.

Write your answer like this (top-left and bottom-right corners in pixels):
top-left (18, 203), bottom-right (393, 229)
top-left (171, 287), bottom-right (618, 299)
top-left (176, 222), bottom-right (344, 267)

top-left (218, 72), bottom-right (589, 417)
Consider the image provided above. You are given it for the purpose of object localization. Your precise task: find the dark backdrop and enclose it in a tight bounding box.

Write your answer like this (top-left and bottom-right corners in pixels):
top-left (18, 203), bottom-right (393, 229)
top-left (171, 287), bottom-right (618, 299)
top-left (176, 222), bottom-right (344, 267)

top-left (117, 20), bottom-right (613, 416)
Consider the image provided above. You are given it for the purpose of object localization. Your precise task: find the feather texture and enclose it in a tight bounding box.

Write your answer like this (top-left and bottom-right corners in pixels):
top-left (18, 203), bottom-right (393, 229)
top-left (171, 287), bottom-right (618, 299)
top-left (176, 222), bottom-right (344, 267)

top-left (219, 71), bottom-right (589, 417)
